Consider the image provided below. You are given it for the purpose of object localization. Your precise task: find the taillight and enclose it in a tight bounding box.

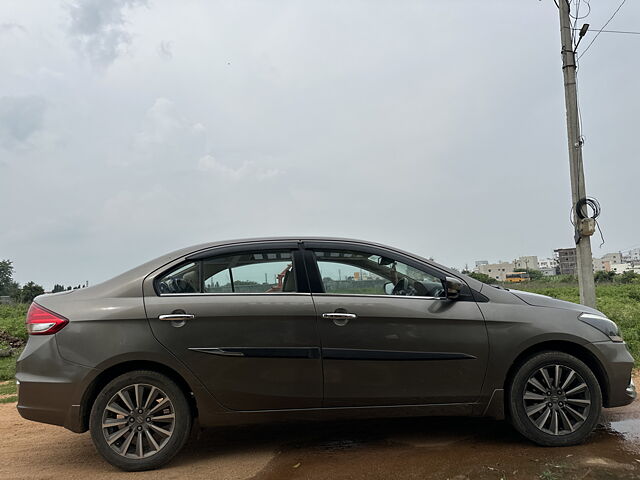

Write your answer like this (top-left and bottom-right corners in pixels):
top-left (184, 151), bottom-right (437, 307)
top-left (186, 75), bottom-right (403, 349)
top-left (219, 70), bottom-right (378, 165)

top-left (26, 303), bottom-right (68, 335)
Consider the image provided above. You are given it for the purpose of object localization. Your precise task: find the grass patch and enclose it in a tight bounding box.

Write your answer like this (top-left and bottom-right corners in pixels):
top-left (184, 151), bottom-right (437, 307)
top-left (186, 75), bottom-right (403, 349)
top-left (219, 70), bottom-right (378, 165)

top-left (0, 380), bottom-right (17, 395)
top-left (0, 304), bottom-right (28, 341)
top-left (0, 304), bottom-right (28, 382)
top-left (0, 352), bottom-right (20, 381)
top-left (507, 283), bottom-right (640, 363)
top-left (0, 380), bottom-right (17, 404)
top-left (539, 470), bottom-right (561, 480)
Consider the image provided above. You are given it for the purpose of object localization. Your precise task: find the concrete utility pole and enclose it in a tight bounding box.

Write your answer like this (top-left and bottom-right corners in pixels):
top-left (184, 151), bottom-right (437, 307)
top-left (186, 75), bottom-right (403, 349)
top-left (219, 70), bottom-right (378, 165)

top-left (558, 0), bottom-right (597, 308)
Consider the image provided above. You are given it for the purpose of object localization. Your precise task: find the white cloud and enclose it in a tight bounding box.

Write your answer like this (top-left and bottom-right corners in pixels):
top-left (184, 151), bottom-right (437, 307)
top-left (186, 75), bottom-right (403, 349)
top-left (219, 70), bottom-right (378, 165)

top-left (0, 95), bottom-right (46, 150)
top-left (0, 23), bottom-right (26, 35)
top-left (134, 98), bottom-right (185, 147)
top-left (66, 0), bottom-right (147, 67)
top-left (131, 98), bottom-right (209, 169)
top-left (197, 154), bottom-right (280, 181)
top-left (157, 40), bottom-right (172, 59)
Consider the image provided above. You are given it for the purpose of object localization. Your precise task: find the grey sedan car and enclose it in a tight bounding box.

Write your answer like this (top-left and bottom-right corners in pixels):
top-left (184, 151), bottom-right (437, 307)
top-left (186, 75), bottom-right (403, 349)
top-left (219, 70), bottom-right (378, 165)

top-left (16, 237), bottom-right (635, 471)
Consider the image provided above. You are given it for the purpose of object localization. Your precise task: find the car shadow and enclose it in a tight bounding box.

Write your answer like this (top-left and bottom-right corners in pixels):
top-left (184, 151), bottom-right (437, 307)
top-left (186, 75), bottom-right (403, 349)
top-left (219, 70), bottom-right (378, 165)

top-left (174, 415), bottom-right (524, 462)
top-left (167, 413), bottom-right (640, 479)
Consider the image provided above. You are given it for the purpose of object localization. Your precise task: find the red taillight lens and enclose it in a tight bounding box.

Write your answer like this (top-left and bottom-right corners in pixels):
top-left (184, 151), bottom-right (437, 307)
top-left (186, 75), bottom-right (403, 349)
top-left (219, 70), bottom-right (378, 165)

top-left (26, 303), bottom-right (68, 335)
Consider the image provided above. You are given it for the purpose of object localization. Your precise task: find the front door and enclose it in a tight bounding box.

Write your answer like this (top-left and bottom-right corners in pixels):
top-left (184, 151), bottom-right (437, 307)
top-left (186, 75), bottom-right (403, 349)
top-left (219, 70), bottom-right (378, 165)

top-left (304, 244), bottom-right (488, 407)
top-left (144, 245), bottom-right (322, 411)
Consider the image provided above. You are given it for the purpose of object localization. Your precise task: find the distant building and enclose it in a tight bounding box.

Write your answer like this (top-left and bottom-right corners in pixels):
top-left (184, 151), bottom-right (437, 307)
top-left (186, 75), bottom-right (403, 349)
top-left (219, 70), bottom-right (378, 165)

top-left (474, 260), bottom-right (488, 271)
top-left (611, 263), bottom-right (640, 274)
top-left (477, 261), bottom-right (515, 282)
top-left (624, 248), bottom-right (640, 262)
top-left (538, 258), bottom-right (558, 276)
top-left (554, 248), bottom-right (577, 275)
top-left (514, 256), bottom-right (539, 271)
top-left (539, 257), bottom-right (558, 270)
top-left (592, 257), bottom-right (611, 272)
top-left (601, 252), bottom-right (623, 265)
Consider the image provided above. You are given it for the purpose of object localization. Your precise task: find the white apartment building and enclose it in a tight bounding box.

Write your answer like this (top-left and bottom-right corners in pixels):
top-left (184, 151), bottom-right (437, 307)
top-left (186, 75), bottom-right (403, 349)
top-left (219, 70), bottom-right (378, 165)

top-left (624, 248), bottom-right (640, 262)
top-left (538, 258), bottom-right (558, 270)
top-left (530, 257), bottom-right (556, 276)
top-left (611, 263), bottom-right (640, 274)
top-left (514, 256), bottom-right (539, 271)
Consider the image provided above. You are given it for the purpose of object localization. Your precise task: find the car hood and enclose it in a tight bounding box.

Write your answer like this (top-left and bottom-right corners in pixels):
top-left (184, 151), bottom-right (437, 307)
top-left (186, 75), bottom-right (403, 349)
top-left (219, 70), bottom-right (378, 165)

top-left (509, 289), bottom-right (602, 316)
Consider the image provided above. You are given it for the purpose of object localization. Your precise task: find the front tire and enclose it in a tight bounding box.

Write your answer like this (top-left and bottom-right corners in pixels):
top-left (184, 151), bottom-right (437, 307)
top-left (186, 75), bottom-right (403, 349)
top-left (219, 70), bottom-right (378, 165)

top-left (508, 351), bottom-right (602, 446)
top-left (89, 370), bottom-right (192, 471)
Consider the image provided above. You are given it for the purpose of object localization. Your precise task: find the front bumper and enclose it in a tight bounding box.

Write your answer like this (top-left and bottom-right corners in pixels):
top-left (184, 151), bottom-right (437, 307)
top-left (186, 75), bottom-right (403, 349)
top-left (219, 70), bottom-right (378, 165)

top-left (16, 335), bottom-right (95, 433)
top-left (590, 341), bottom-right (636, 408)
top-left (626, 378), bottom-right (636, 401)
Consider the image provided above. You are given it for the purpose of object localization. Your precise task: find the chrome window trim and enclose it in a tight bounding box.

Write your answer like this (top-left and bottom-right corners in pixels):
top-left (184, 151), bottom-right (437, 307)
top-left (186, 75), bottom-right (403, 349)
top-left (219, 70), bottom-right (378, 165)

top-left (312, 293), bottom-right (447, 301)
top-left (157, 292), bottom-right (312, 297)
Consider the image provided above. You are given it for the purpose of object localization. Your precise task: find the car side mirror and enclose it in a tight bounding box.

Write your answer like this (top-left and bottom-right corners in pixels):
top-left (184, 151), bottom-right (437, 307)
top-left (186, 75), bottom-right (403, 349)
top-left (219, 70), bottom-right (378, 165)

top-left (444, 276), bottom-right (463, 300)
top-left (384, 281), bottom-right (394, 295)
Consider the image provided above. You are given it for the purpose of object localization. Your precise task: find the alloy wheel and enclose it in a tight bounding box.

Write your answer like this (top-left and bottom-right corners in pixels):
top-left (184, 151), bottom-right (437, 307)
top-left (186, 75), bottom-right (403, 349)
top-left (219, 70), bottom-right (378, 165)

top-left (522, 364), bottom-right (591, 436)
top-left (101, 383), bottom-right (176, 458)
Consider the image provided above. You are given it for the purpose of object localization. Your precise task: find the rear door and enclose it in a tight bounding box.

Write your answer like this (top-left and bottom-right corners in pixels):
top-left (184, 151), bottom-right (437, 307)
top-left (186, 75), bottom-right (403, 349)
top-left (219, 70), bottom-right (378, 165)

top-left (144, 242), bottom-right (322, 411)
top-left (304, 242), bottom-right (489, 407)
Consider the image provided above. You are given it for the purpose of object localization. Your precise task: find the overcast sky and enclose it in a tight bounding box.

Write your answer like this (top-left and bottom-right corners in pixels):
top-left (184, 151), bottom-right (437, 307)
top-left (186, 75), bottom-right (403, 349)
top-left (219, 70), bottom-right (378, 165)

top-left (1, 0), bottom-right (639, 289)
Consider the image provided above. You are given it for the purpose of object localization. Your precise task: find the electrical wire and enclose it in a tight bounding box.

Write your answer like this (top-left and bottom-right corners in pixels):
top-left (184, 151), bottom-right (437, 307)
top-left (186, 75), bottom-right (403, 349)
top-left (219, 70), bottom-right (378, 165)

top-left (575, 197), bottom-right (600, 220)
top-left (578, 0), bottom-right (628, 59)
top-left (571, 0), bottom-right (580, 46)
top-left (569, 0), bottom-right (591, 19)
top-left (575, 49), bottom-right (585, 146)
top-left (620, 242), bottom-right (640, 253)
top-left (595, 219), bottom-right (606, 248)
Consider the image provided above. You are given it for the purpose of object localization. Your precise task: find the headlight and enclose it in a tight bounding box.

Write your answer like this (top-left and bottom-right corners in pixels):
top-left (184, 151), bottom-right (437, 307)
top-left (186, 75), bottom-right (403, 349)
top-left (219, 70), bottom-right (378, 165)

top-left (579, 312), bottom-right (623, 342)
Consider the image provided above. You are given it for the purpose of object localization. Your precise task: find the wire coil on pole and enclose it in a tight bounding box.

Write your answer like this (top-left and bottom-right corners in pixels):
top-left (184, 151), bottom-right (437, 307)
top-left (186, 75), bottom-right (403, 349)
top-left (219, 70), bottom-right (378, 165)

top-left (575, 197), bottom-right (600, 220)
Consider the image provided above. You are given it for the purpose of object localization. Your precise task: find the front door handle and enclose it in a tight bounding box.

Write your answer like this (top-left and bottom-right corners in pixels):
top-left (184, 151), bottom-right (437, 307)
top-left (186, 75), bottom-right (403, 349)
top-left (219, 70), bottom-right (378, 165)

top-left (322, 312), bottom-right (357, 326)
top-left (159, 314), bottom-right (195, 321)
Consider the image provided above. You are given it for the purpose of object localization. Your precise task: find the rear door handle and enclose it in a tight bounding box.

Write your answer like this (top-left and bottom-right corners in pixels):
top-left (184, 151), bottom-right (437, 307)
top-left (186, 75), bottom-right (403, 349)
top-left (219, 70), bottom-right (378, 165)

top-left (322, 312), bottom-right (357, 326)
top-left (159, 314), bottom-right (195, 321)
top-left (322, 313), bottom-right (358, 320)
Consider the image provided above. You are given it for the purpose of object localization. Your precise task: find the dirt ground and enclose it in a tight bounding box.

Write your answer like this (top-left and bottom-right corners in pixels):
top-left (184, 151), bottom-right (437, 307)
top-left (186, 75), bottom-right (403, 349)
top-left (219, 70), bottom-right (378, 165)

top-left (1, 382), bottom-right (639, 480)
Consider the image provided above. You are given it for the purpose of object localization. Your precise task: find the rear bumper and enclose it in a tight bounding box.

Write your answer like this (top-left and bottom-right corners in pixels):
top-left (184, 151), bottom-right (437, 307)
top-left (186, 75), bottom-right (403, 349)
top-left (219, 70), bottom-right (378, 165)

top-left (16, 335), bottom-right (95, 433)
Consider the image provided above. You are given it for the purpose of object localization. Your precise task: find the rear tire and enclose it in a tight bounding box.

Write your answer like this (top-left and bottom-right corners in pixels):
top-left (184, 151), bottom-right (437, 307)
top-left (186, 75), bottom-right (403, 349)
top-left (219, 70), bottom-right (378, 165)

top-left (89, 370), bottom-right (192, 471)
top-left (508, 351), bottom-right (602, 446)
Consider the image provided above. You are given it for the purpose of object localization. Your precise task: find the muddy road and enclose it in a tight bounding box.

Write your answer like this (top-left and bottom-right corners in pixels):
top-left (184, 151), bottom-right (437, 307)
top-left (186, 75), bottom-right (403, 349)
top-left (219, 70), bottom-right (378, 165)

top-left (1, 396), bottom-right (639, 480)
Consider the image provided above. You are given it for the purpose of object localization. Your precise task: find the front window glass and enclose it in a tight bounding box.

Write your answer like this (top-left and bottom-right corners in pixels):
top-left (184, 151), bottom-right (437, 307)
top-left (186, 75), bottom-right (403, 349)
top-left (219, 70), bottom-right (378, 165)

top-left (314, 250), bottom-right (443, 297)
top-left (157, 262), bottom-right (200, 294)
top-left (203, 250), bottom-right (296, 293)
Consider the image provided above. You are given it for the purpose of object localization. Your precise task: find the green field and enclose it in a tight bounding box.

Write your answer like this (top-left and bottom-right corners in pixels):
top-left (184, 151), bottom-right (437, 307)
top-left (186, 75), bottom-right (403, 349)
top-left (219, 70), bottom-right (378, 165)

top-left (0, 304), bottom-right (28, 397)
top-left (0, 303), bottom-right (28, 342)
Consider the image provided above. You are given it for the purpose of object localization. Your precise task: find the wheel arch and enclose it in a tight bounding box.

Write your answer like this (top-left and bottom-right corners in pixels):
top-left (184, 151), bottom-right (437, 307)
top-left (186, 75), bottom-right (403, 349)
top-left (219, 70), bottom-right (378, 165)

top-left (503, 340), bottom-right (610, 411)
top-left (78, 360), bottom-right (199, 432)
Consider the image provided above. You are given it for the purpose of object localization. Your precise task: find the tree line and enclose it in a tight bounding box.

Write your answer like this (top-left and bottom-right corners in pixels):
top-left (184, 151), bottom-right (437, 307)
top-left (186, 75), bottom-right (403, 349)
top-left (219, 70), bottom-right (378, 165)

top-left (463, 268), bottom-right (640, 285)
top-left (0, 259), bottom-right (85, 304)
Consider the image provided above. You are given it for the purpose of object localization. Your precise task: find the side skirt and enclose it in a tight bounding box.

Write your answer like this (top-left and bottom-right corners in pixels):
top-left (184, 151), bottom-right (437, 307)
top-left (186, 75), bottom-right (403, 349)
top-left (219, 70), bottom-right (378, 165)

top-left (198, 402), bottom-right (480, 427)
